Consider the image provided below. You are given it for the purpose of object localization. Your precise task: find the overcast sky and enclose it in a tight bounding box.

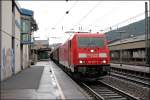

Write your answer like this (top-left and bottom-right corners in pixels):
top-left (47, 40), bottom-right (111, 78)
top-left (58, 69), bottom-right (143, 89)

top-left (18, 1), bottom-right (149, 44)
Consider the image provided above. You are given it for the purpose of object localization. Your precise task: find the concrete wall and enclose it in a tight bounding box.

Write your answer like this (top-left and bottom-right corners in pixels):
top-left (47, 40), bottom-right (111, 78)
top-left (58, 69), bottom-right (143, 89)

top-left (22, 45), bottom-right (29, 69)
top-left (0, 0), bottom-right (2, 74)
top-left (1, 1), bottom-right (13, 80)
top-left (14, 3), bottom-right (21, 73)
top-left (0, 0), bottom-right (35, 81)
top-left (0, 1), bottom-right (22, 81)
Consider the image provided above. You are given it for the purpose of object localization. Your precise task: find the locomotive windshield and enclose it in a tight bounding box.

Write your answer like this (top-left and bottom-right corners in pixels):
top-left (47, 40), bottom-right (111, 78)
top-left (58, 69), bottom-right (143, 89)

top-left (78, 37), bottom-right (105, 47)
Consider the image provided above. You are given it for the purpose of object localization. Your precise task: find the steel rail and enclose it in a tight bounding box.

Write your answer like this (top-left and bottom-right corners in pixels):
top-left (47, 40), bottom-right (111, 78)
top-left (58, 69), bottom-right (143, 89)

top-left (81, 82), bottom-right (105, 100)
top-left (81, 81), bottom-right (140, 100)
top-left (110, 71), bottom-right (150, 87)
top-left (99, 81), bottom-right (140, 100)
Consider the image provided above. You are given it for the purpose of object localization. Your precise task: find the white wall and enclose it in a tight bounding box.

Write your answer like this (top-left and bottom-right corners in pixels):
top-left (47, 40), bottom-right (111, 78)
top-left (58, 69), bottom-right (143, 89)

top-left (1, 1), bottom-right (13, 80)
top-left (0, 1), bottom-right (22, 81)
top-left (0, 1), bottom-right (33, 81)
top-left (14, 5), bottom-right (21, 73)
top-left (22, 45), bottom-right (29, 69)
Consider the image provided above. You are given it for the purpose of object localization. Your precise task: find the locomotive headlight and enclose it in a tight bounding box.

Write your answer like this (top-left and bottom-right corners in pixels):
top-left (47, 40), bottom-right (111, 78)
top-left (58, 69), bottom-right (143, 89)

top-left (102, 60), bottom-right (106, 64)
top-left (79, 53), bottom-right (87, 58)
top-left (90, 49), bottom-right (94, 53)
top-left (99, 53), bottom-right (107, 58)
top-left (79, 60), bottom-right (83, 64)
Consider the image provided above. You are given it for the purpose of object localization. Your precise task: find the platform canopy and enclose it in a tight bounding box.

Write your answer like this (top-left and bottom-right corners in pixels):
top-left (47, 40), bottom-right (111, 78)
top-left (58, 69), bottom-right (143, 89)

top-left (20, 8), bottom-right (33, 16)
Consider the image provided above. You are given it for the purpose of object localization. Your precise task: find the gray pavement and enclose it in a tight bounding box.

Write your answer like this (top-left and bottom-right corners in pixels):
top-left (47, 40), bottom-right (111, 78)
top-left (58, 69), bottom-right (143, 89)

top-left (1, 66), bottom-right (44, 89)
top-left (1, 61), bottom-right (91, 99)
top-left (1, 62), bottom-right (61, 99)
top-left (50, 61), bottom-right (91, 99)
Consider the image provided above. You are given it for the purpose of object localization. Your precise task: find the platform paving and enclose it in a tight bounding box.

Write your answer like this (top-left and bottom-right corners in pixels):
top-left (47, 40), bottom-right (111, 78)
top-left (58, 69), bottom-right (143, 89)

top-left (1, 66), bottom-right (44, 89)
top-left (1, 62), bottom-right (61, 99)
top-left (1, 61), bottom-right (91, 99)
top-left (50, 61), bottom-right (91, 99)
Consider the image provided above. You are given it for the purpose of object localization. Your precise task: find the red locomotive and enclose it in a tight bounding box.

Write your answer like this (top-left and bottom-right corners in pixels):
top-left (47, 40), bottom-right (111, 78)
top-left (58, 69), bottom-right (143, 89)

top-left (51, 32), bottom-right (110, 81)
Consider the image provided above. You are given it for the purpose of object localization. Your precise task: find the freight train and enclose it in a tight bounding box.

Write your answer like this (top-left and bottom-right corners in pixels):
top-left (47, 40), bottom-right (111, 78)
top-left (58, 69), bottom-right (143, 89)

top-left (51, 32), bottom-right (110, 81)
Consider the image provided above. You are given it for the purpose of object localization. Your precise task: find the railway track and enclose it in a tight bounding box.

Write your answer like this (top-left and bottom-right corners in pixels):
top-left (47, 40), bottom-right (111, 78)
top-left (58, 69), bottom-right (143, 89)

top-left (81, 81), bottom-right (140, 100)
top-left (110, 71), bottom-right (150, 87)
top-left (53, 60), bottom-right (148, 100)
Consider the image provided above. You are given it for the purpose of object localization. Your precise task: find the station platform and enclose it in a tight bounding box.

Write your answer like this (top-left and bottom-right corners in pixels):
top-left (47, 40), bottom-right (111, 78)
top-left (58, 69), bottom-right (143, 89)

top-left (1, 61), bottom-right (90, 99)
top-left (110, 63), bottom-right (150, 73)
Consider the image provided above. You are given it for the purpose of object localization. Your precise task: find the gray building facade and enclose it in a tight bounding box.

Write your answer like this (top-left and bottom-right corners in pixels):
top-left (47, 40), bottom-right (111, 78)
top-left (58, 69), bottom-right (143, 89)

top-left (0, 0), bottom-right (38, 81)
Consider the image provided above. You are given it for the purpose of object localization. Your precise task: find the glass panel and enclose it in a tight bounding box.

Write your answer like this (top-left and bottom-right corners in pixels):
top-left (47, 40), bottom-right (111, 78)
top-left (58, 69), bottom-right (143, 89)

top-left (78, 37), bottom-right (105, 47)
top-left (21, 33), bottom-right (31, 42)
top-left (21, 19), bottom-right (30, 33)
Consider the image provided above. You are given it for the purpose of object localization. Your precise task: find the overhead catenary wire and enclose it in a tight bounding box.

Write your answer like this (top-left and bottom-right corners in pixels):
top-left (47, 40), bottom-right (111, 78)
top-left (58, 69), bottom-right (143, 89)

top-left (72, 1), bottom-right (102, 29)
top-left (91, 7), bottom-right (119, 27)
top-left (86, 7), bottom-right (118, 32)
top-left (66, 0), bottom-right (78, 14)
top-left (53, 0), bottom-right (78, 29)
top-left (53, 1), bottom-right (148, 33)
top-left (90, 3), bottom-right (146, 32)
top-left (103, 11), bottom-right (145, 32)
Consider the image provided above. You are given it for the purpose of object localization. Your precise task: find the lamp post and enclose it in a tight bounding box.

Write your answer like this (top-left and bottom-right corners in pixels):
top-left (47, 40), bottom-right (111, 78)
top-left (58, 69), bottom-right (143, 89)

top-left (145, 2), bottom-right (150, 67)
top-left (116, 30), bottom-right (126, 66)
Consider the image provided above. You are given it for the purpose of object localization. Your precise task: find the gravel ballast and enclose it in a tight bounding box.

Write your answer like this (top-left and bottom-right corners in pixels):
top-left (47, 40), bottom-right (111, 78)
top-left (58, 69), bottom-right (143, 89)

top-left (101, 76), bottom-right (150, 100)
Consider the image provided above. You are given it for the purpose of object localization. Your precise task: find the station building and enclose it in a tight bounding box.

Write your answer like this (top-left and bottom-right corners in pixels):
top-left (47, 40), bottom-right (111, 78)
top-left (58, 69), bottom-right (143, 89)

top-left (20, 8), bottom-right (38, 69)
top-left (0, 0), bottom-right (38, 81)
top-left (106, 17), bottom-right (150, 66)
top-left (31, 39), bottom-right (50, 62)
top-left (108, 34), bottom-right (145, 66)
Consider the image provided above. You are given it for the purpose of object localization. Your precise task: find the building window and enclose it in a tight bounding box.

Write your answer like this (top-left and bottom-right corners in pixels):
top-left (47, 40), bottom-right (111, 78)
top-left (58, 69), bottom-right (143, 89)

top-left (21, 19), bottom-right (30, 33)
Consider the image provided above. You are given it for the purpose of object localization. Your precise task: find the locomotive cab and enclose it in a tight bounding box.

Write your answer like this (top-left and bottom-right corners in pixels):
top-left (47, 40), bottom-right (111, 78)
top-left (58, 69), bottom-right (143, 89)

top-left (53, 32), bottom-right (111, 81)
top-left (71, 33), bottom-right (110, 79)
